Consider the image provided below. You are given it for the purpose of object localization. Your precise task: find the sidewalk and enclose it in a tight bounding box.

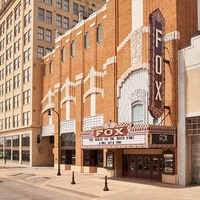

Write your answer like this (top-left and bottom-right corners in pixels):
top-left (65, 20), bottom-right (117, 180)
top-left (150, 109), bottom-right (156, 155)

top-left (1, 161), bottom-right (200, 200)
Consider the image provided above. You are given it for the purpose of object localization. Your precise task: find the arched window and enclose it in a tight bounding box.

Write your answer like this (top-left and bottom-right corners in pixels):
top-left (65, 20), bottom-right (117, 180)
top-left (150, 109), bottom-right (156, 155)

top-left (132, 103), bottom-right (143, 125)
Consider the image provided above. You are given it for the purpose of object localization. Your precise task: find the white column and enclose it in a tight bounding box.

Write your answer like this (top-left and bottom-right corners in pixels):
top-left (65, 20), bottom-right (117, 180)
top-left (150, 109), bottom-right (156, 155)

top-left (178, 49), bottom-right (187, 186)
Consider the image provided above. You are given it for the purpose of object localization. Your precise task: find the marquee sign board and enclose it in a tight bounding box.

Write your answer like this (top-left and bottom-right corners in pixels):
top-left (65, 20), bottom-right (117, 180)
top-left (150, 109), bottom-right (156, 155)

top-left (81, 124), bottom-right (147, 149)
top-left (148, 9), bottom-right (165, 118)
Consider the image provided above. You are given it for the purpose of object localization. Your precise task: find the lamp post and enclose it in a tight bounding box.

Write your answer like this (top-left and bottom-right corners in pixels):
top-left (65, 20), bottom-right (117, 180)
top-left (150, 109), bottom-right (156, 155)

top-left (48, 109), bottom-right (61, 176)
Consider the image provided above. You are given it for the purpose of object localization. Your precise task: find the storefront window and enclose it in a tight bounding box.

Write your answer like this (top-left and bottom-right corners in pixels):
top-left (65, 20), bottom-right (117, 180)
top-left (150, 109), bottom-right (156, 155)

top-left (61, 150), bottom-right (75, 165)
top-left (12, 150), bottom-right (19, 160)
top-left (22, 134), bottom-right (30, 146)
top-left (5, 149), bottom-right (11, 160)
top-left (0, 137), bottom-right (3, 159)
top-left (84, 150), bottom-right (103, 167)
top-left (13, 135), bottom-right (19, 147)
top-left (5, 136), bottom-right (11, 147)
top-left (22, 150), bottom-right (30, 162)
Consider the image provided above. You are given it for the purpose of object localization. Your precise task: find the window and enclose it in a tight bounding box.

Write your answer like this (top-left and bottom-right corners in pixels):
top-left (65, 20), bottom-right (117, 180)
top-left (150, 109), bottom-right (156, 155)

top-left (0, 38), bottom-right (5, 51)
top-left (0, 101), bottom-right (4, 113)
top-left (186, 116), bottom-right (200, 135)
top-left (88, 8), bottom-right (93, 16)
top-left (14, 56), bottom-right (21, 70)
top-left (37, 135), bottom-right (41, 143)
top-left (22, 134), bottom-right (30, 146)
top-left (46, 48), bottom-right (52, 55)
top-left (0, 84), bottom-right (4, 96)
top-left (73, 20), bottom-right (78, 27)
top-left (13, 135), bottom-right (19, 147)
top-left (46, 11), bottom-right (52, 24)
top-left (84, 32), bottom-right (90, 50)
top-left (63, 17), bottom-right (69, 29)
top-left (38, 27), bottom-right (44, 40)
top-left (23, 112), bottom-right (30, 125)
top-left (47, 0), bottom-right (52, 5)
top-left (24, 48), bottom-right (31, 63)
top-left (13, 94), bottom-right (20, 108)
top-left (14, 39), bottom-right (21, 53)
top-left (24, 0), bottom-right (32, 9)
top-left (14, 22), bottom-right (21, 36)
top-left (38, 8), bottom-right (44, 21)
top-left (38, 46), bottom-right (44, 58)
top-left (15, 4), bottom-right (21, 19)
top-left (56, 14), bottom-right (62, 27)
top-left (6, 30), bottom-right (13, 44)
top-left (0, 119), bottom-right (3, 130)
top-left (73, 3), bottom-right (78, 15)
top-left (0, 54), bottom-right (5, 65)
top-left (71, 40), bottom-right (76, 57)
top-left (6, 63), bottom-right (12, 76)
top-left (24, 10), bottom-right (32, 26)
top-left (80, 5), bottom-right (85, 14)
top-left (5, 98), bottom-right (12, 111)
top-left (23, 89), bottom-right (30, 105)
top-left (24, 29), bottom-right (31, 45)
top-left (13, 115), bottom-right (20, 128)
top-left (14, 74), bottom-right (20, 89)
top-left (97, 24), bottom-right (103, 43)
top-left (0, 22), bottom-right (5, 36)
top-left (61, 47), bottom-right (66, 61)
top-left (56, 0), bottom-right (62, 9)
top-left (43, 64), bottom-right (46, 77)
top-left (6, 79), bottom-right (12, 93)
top-left (64, 0), bottom-right (69, 11)
top-left (0, 69), bottom-right (4, 80)
top-left (49, 60), bottom-right (53, 74)
top-left (46, 29), bottom-right (52, 42)
top-left (23, 67), bottom-right (31, 84)
top-left (132, 104), bottom-right (143, 125)
top-left (6, 46), bottom-right (12, 60)
top-left (5, 117), bottom-right (11, 129)
top-left (7, 14), bottom-right (13, 29)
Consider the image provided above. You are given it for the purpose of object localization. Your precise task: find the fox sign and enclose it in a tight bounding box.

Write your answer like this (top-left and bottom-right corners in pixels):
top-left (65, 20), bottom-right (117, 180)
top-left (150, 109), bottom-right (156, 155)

top-left (148, 9), bottom-right (165, 119)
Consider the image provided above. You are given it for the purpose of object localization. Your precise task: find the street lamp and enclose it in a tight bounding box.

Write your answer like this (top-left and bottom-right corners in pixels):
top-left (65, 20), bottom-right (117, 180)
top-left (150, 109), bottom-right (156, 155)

top-left (48, 109), bottom-right (61, 176)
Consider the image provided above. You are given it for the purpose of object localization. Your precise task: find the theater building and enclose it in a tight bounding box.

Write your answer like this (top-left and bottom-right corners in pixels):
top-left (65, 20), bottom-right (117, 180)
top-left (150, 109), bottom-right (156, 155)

top-left (41, 0), bottom-right (199, 184)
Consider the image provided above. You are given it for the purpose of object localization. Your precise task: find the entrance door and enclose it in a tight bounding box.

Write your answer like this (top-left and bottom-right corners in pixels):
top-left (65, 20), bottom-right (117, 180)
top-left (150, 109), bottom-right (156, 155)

top-left (152, 156), bottom-right (162, 180)
top-left (123, 154), bottom-right (162, 180)
top-left (122, 155), bottom-right (136, 177)
top-left (137, 156), bottom-right (143, 178)
top-left (143, 156), bottom-right (151, 179)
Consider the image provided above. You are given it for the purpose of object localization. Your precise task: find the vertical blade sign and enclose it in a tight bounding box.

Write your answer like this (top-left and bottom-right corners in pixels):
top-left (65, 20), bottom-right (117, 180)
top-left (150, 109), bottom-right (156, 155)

top-left (148, 9), bottom-right (165, 119)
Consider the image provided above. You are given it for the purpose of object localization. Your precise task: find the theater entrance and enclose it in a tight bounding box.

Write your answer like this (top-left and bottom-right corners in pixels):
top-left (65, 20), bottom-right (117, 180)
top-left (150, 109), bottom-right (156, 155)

top-left (123, 154), bottom-right (163, 180)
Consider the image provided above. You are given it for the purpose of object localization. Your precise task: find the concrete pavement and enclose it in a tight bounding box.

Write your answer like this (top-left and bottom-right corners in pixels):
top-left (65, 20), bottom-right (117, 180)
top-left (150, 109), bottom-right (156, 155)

top-left (0, 161), bottom-right (200, 200)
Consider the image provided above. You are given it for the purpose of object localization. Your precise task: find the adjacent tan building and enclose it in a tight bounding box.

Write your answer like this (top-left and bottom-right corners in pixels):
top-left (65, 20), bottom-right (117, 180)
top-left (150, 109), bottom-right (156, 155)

top-left (0, 0), bottom-right (106, 166)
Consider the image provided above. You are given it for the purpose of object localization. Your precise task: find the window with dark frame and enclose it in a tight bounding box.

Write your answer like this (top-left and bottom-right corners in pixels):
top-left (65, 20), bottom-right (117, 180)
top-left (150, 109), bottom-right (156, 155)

top-left (97, 23), bottom-right (102, 43)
